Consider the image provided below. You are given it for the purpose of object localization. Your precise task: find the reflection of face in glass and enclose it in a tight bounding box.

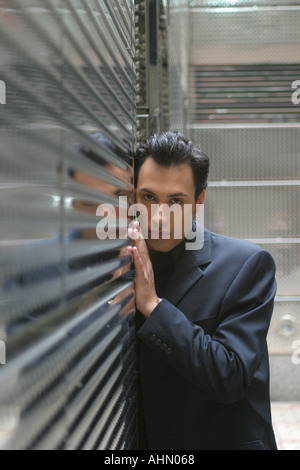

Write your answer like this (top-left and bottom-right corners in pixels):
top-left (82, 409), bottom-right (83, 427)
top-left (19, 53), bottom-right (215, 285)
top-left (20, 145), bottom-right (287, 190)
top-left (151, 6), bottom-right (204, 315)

top-left (69, 162), bottom-right (133, 240)
top-left (70, 164), bottom-right (133, 212)
top-left (71, 163), bottom-right (133, 201)
top-left (67, 133), bottom-right (134, 240)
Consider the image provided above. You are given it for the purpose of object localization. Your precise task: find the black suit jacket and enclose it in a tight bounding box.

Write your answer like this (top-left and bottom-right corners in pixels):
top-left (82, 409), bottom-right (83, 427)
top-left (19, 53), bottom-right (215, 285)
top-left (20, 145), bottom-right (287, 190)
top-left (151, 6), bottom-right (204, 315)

top-left (136, 228), bottom-right (277, 450)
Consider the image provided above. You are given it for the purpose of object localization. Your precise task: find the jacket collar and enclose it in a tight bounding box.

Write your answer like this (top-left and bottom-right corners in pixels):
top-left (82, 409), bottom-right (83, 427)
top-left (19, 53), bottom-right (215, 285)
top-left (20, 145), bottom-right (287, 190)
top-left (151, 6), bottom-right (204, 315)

top-left (162, 227), bottom-right (212, 306)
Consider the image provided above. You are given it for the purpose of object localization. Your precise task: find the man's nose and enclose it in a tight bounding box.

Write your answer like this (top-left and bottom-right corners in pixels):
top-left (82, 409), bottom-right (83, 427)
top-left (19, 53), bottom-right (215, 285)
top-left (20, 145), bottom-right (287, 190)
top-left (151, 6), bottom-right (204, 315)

top-left (151, 203), bottom-right (168, 228)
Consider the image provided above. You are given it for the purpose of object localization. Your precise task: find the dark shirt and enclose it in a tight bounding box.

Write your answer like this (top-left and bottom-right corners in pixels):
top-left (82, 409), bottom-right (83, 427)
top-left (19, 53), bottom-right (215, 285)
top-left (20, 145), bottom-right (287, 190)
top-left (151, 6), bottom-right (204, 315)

top-left (134, 239), bottom-right (186, 336)
top-left (136, 238), bottom-right (186, 449)
top-left (148, 239), bottom-right (186, 298)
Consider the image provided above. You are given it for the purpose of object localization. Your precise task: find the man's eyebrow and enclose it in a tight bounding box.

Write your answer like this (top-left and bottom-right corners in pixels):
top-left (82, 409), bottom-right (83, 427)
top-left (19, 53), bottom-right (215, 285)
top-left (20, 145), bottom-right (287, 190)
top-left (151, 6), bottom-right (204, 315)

top-left (139, 187), bottom-right (189, 198)
top-left (139, 187), bottom-right (156, 195)
top-left (168, 192), bottom-right (189, 198)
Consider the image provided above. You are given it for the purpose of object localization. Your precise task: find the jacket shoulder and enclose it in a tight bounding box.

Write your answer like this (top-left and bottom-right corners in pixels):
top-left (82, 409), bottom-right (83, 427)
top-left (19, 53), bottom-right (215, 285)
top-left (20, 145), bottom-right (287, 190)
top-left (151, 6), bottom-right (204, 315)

top-left (209, 231), bottom-right (274, 268)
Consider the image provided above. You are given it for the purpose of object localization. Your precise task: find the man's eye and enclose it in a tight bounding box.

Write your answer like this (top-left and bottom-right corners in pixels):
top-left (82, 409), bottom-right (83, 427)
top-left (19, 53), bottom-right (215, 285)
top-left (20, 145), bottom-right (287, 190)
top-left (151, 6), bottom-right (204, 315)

top-left (144, 194), bottom-right (155, 202)
top-left (171, 199), bottom-right (183, 205)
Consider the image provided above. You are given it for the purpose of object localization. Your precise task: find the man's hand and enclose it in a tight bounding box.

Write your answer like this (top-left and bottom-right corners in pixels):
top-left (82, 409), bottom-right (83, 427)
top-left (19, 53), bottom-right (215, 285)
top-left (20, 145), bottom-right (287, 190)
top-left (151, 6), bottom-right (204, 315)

top-left (128, 221), bottom-right (161, 318)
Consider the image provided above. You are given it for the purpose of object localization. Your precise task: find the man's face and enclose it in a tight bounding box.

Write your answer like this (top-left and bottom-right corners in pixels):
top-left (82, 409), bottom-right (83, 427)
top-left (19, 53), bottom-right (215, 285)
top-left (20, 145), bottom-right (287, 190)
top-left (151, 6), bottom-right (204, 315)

top-left (136, 157), bottom-right (205, 252)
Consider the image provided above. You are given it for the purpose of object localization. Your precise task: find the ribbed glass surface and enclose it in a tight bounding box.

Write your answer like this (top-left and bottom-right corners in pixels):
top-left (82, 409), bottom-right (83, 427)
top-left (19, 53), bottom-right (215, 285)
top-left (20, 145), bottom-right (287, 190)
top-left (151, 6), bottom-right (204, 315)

top-left (0, 0), bottom-right (137, 450)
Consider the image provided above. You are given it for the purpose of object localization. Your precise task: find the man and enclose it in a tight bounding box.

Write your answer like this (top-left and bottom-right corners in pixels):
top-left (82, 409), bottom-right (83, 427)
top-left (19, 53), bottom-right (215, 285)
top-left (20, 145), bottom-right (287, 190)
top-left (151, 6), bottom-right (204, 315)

top-left (128, 131), bottom-right (277, 450)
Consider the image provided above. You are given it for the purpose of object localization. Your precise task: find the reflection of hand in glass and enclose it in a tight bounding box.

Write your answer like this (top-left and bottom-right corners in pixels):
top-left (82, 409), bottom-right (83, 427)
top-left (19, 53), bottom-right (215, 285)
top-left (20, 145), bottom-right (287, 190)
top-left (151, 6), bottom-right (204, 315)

top-left (108, 283), bottom-right (135, 319)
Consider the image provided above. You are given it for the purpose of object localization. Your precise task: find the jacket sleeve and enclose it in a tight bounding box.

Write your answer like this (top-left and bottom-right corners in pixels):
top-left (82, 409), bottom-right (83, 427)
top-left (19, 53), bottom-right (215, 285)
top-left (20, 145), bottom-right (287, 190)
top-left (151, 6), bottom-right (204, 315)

top-left (136, 249), bottom-right (277, 404)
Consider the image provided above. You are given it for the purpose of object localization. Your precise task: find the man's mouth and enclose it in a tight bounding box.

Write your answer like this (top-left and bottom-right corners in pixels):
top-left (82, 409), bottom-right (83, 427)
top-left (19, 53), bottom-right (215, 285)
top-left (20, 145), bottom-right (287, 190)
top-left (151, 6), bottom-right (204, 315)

top-left (148, 230), bottom-right (171, 239)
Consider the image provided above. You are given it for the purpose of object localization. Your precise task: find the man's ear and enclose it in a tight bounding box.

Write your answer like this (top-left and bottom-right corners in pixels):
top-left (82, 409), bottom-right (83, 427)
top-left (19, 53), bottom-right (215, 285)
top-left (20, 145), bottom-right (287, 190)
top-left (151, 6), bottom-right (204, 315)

top-left (196, 190), bottom-right (206, 207)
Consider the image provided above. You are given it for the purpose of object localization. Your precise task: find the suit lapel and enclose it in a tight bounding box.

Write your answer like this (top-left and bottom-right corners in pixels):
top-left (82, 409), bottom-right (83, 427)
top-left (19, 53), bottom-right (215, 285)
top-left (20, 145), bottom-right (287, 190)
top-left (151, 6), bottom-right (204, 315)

top-left (162, 228), bottom-right (212, 306)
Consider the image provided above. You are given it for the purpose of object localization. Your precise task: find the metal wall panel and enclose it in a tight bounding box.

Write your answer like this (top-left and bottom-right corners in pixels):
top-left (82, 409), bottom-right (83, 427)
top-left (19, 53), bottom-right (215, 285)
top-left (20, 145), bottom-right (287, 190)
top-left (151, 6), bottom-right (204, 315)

top-left (189, 3), bottom-right (300, 123)
top-left (168, 0), bottom-right (190, 132)
top-left (190, 2), bottom-right (300, 65)
top-left (0, 0), bottom-right (137, 450)
top-left (190, 0), bottom-right (300, 7)
top-left (190, 63), bottom-right (300, 124)
top-left (136, 0), bottom-right (169, 139)
top-left (188, 1), bottom-right (300, 371)
top-left (136, 0), bottom-right (189, 140)
top-left (189, 125), bottom-right (300, 181)
top-left (191, 123), bottom-right (300, 358)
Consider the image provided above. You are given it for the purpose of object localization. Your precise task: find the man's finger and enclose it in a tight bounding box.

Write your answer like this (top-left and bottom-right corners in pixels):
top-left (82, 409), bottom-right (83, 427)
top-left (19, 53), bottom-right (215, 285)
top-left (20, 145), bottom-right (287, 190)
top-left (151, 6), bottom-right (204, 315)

top-left (128, 226), bottom-right (140, 241)
top-left (128, 222), bottom-right (149, 259)
top-left (128, 221), bottom-right (153, 274)
top-left (131, 246), bottom-right (144, 279)
top-left (131, 222), bottom-right (149, 259)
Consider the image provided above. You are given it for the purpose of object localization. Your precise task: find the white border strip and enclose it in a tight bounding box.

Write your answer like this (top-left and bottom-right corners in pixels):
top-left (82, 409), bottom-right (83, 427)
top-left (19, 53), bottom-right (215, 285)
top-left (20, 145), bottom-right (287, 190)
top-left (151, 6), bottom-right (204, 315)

top-left (247, 238), bottom-right (300, 244)
top-left (209, 180), bottom-right (300, 187)
top-left (189, 123), bottom-right (300, 129)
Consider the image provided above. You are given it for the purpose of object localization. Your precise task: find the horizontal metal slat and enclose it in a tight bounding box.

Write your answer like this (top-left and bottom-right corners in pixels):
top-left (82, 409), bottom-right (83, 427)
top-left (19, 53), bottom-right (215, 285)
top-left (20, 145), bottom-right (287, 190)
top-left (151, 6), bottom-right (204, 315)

top-left (190, 0), bottom-right (300, 7)
top-left (2, 256), bottom-right (132, 333)
top-left (48, 0), bottom-right (135, 127)
top-left (3, 325), bottom-right (125, 449)
top-left (65, 342), bottom-right (122, 430)
top-left (191, 63), bottom-right (300, 71)
top-left (103, 0), bottom-right (133, 55)
top-left (0, 11), bottom-right (134, 140)
top-left (194, 108), bottom-right (300, 114)
top-left (190, 62), bottom-right (300, 123)
top-left (81, 355), bottom-right (136, 450)
top-left (66, 332), bottom-right (137, 449)
top-left (190, 114), bottom-right (300, 123)
top-left (0, 0), bottom-right (137, 451)
top-left (81, 0), bottom-right (134, 81)
top-left (0, 283), bottom-right (135, 448)
top-left (191, 103), bottom-right (299, 110)
top-left (95, 366), bottom-right (136, 450)
top-left (64, 0), bottom-right (135, 103)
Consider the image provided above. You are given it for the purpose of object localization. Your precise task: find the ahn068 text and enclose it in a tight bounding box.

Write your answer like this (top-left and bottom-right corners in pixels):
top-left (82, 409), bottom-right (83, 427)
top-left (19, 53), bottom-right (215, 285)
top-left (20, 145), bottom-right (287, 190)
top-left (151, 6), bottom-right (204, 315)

top-left (147, 455), bottom-right (195, 465)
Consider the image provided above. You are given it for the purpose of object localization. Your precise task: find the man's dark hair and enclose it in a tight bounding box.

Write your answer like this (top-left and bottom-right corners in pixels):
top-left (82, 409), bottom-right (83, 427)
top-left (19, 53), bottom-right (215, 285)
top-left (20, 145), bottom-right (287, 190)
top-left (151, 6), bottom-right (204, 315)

top-left (134, 131), bottom-right (210, 200)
